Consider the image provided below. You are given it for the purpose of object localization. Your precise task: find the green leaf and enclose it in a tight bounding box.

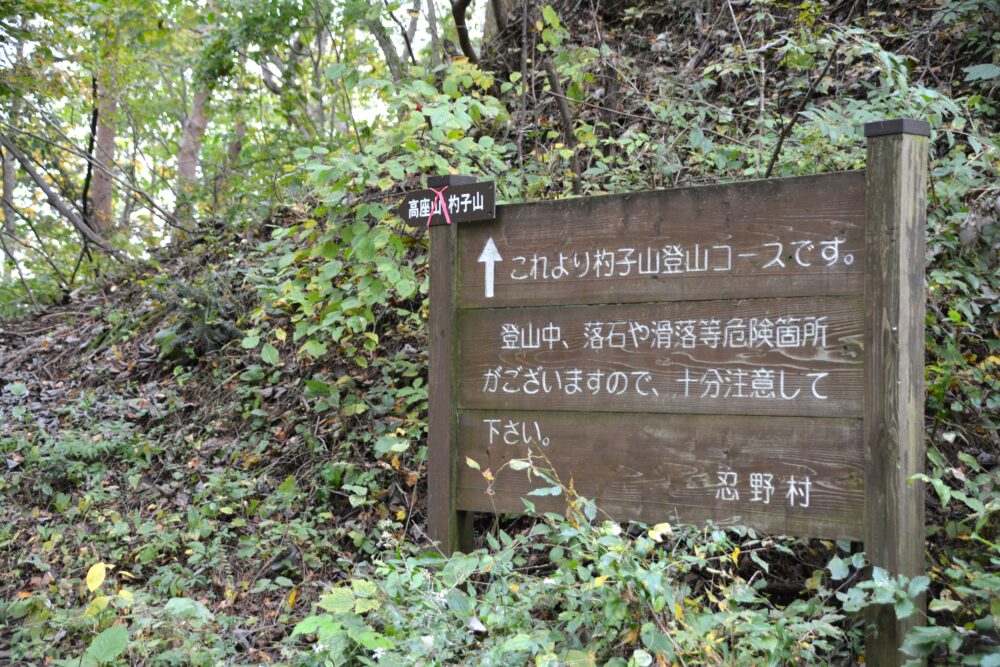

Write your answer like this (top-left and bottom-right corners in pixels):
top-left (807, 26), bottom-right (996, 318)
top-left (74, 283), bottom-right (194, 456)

top-left (240, 335), bottom-right (260, 349)
top-left (374, 435), bottom-right (409, 457)
top-left (301, 339), bottom-right (328, 358)
top-left (292, 613), bottom-right (341, 638)
top-left (86, 625), bottom-right (128, 663)
top-left (261, 343), bottom-right (281, 365)
top-left (527, 485), bottom-right (562, 497)
top-left (541, 5), bottom-right (560, 29)
top-left (4, 382), bottom-right (27, 396)
top-left (828, 555), bottom-right (849, 581)
top-left (964, 63), bottom-right (1000, 81)
top-left (317, 588), bottom-right (355, 613)
top-left (354, 597), bottom-right (380, 613)
top-left (353, 629), bottom-right (394, 650)
top-left (351, 579), bottom-right (378, 598)
top-left (277, 475), bottom-right (300, 497)
top-left (396, 278), bottom-right (417, 299)
top-left (163, 597), bottom-right (213, 621)
top-left (630, 649), bottom-right (653, 667)
top-left (928, 598), bottom-right (961, 612)
top-left (907, 575), bottom-right (930, 598)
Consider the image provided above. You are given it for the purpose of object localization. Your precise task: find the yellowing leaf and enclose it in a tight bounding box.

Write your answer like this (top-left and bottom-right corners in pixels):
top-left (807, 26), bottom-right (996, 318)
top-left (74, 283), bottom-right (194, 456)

top-left (84, 595), bottom-right (110, 617)
top-left (464, 456), bottom-right (480, 470)
top-left (674, 602), bottom-right (684, 620)
top-left (648, 522), bottom-right (673, 542)
top-left (118, 589), bottom-right (134, 604)
top-left (731, 547), bottom-right (740, 565)
top-left (86, 562), bottom-right (107, 592)
top-left (287, 587), bottom-right (298, 608)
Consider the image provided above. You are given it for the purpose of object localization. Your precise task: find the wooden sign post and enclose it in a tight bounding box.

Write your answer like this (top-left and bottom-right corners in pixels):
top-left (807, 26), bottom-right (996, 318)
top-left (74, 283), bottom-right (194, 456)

top-left (863, 119), bottom-right (929, 664)
top-left (424, 120), bottom-right (928, 665)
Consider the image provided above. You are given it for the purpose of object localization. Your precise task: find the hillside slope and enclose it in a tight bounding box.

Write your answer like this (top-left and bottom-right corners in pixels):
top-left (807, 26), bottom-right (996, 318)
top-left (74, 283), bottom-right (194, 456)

top-left (2, 1), bottom-right (998, 664)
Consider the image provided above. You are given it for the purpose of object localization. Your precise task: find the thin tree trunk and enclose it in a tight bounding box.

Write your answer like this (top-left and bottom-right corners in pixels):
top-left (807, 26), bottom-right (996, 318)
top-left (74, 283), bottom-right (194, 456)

top-left (451, 0), bottom-right (479, 64)
top-left (91, 74), bottom-right (117, 234)
top-left (175, 87), bottom-right (211, 222)
top-left (213, 112), bottom-right (245, 206)
top-left (364, 16), bottom-right (405, 83)
top-left (425, 0), bottom-right (442, 68)
top-left (1, 145), bottom-right (17, 282)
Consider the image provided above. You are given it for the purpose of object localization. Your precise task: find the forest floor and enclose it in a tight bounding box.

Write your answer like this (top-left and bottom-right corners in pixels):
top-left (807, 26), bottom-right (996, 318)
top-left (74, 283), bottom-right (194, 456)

top-left (2, 1), bottom-right (998, 664)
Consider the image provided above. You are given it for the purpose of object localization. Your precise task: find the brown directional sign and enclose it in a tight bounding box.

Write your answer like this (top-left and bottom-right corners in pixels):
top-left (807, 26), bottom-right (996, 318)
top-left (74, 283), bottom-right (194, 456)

top-left (440, 172), bottom-right (869, 539)
top-left (427, 119), bottom-right (929, 664)
top-left (397, 179), bottom-right (496, 227)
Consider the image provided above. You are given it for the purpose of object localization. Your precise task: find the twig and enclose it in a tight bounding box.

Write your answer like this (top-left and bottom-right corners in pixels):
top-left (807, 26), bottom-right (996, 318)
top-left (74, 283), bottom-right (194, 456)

top-left (542, 90), bottom-right (753, 148)
top-left (0, 226), bottom-right (37, 308)
top-left (383, 0), bottom-right (418, 66)
top-left (763, 46), bottom-right (840, 178)
top-left (542, 58), bottom-right (582, 195)
top-left (764, 1), bottom-right (859, 178)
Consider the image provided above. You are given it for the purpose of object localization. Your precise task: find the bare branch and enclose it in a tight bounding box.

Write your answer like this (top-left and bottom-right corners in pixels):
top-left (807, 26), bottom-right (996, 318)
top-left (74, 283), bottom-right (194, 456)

top-left (0, 132), bottom-right (124, 259)
top-left (543, 58), bottom-right (581, 195)
top-left (0, 119), bottom-right (187, 232)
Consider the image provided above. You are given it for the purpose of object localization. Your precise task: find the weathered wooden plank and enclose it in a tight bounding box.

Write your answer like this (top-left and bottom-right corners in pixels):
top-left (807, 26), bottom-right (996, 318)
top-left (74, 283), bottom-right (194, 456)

top-left (457, 172), bottom-right (866, 309)
top-left (427, 220), bottom-right (472, 554)
top-left (456, 410), bottom-right (865, 540)
top-left (863, 123), bottom-right (929, 665)
top-left (458, 296), bottom-right (864, 418)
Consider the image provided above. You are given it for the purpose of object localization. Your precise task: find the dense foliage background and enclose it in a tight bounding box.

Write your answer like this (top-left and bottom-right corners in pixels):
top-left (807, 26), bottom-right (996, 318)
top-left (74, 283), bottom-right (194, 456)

top-left (0, 0), bottom-right (997, 664)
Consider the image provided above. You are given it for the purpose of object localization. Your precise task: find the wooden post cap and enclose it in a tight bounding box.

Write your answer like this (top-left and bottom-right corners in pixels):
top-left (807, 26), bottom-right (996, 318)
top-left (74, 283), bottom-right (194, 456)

top-left (863, 119), bottom-right (931, 138)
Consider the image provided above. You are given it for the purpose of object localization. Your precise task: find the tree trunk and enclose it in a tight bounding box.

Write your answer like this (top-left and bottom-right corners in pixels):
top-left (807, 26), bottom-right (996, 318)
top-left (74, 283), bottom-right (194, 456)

top-left (364, 16), bottom-right (405, 83)
top-left (91, 74), bottom-right (117, 234)
top-left (1, 145), bottom-right (16, 281)
top-left (175, 87), bottom-right (211, 222)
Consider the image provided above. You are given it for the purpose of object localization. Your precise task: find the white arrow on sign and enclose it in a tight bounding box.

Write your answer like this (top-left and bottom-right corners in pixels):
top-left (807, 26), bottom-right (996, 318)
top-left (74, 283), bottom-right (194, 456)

top-left (477, 236), bottom-right (503, 298)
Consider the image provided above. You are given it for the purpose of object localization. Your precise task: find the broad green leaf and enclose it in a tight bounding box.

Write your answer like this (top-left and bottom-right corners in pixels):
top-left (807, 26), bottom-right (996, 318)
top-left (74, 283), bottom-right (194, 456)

top-left (85, 625), bottom-right (128, 663)
top-left (261, 343), bottom-right (281, 365)
top-left (964, 63), bottom-right (1000, 81)
top-left (4, 382), bottom-right (27, 396)
top-left (301, 339), bottom-right (328, 358)
top-left (828, 555), bottom-right (849, 581)
top-left (317, 588), bottom-right (355, 613)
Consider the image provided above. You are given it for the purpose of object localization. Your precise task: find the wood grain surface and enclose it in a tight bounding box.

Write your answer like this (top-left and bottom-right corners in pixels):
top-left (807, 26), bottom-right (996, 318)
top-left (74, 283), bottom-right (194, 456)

top-left (458, 296), bottom-right (864, 417)
top-left (863, 130), bottom-right (929, 665)
top-left (456, 409), bottom-right (865, 540)
top-left (457, 172), bottom-right (866, 309)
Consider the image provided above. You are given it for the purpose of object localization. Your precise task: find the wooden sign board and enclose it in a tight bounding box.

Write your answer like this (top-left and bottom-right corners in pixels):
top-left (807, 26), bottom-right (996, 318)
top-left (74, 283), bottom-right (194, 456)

top-left (397, 178), bottom-right (496, 227)
top-left (427, 119), bottom-right (929, 665)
